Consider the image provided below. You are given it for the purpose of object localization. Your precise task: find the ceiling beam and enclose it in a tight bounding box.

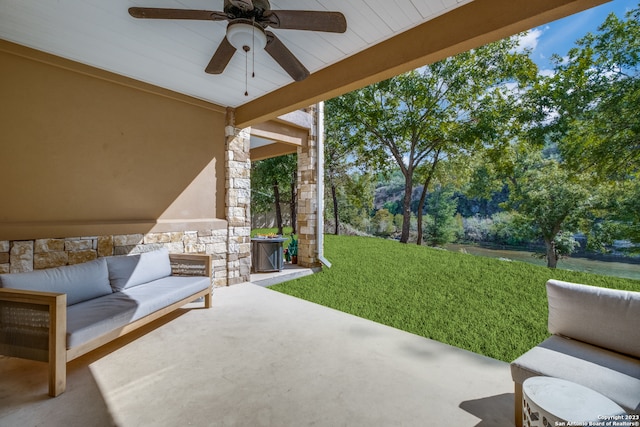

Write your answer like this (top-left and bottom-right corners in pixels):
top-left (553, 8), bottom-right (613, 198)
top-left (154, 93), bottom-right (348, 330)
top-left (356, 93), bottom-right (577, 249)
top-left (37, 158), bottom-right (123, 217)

top-left (251, 120), bottom-right (309, 147)
top-left (235, 0), bottom-right (609, 128)
top-left (251, 142), bottom-right (299, 162)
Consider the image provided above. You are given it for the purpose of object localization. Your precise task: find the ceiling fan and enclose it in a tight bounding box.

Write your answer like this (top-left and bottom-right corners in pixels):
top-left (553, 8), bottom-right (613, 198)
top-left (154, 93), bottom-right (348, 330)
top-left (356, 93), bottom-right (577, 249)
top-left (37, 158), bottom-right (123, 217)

top-left (129, 0), bottom-right (347, 82)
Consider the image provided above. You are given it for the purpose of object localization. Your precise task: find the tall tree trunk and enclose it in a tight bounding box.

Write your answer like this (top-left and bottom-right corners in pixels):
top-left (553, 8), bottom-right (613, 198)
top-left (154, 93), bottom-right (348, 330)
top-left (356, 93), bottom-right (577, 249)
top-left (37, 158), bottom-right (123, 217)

top-left (545, 238), bottom-right (558, 269)
top-left (416, 151), bottom-right (440, 246)
top-left (431, 188), bottom-right (440, 246)
top-left (290, 170), bottom-right (297, 234)
top-left (416, 184), bottom-right (428, 246)
top-left (332, 182), bottom-right (339, 235)
top-left (273, 180), bottom-right (283, 235)
top-left (400, 174), bottom-right (413, 243)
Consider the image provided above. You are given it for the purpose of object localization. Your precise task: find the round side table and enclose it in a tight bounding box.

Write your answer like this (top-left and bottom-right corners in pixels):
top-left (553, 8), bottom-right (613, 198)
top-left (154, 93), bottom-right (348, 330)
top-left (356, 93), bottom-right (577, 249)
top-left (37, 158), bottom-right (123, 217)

top-left (522, 377), bottom-right (628, 427)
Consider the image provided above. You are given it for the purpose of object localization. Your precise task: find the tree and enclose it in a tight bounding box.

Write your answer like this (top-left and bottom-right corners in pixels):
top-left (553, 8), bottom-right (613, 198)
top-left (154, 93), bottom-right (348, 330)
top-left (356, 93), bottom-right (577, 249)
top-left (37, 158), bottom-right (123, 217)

top-left (371, 209), bottom-right (396, 237)
top-left (415, 148), bottom-right (442, 246)
top-left (325, 98), bottom-right (358, 235)
top-left (423, 184), bottom-right (459, 246)
top-left (555, 7), bottom-right (640, 248)
top-left (331, 36), bottom-right (537, 243)
top-left (545, 7), bottom-right (640, 179)
top-left (251, 154), bottom-right (297, 234)
top-left (502, 148), bottom-right (592, 268)
top-left (524, 5), bottom-right (640, 250)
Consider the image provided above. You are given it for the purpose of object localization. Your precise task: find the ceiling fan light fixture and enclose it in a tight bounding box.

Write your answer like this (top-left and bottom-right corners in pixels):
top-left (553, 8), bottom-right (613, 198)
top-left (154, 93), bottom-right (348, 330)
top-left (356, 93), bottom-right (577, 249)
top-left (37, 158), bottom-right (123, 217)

top-left (226, 21), bottom-right (267, 52)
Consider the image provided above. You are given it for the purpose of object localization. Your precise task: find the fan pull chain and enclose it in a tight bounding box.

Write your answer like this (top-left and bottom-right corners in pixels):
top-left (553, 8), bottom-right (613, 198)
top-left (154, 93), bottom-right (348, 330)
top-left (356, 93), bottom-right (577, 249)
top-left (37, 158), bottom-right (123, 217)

top-left (251, 18), bottom-right (256, 78)
top-left (244, 45), bottom-right (249, 96)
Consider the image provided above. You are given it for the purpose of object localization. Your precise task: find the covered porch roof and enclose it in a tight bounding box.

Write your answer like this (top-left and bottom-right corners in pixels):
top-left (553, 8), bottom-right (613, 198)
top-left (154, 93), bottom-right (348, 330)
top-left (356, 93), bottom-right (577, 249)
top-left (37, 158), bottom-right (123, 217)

top-left (1, 0), bottom-right (609, 132)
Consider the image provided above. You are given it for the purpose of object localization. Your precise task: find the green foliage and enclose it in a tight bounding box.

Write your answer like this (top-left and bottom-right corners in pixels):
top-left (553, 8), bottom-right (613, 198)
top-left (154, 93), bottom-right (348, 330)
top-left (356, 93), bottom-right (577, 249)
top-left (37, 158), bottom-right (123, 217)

top-left (333, 172), bottom-right (376, 232)
top-left (324, 98), bottom-right (362, 235)
top-left (552, 231), bottom-right (581, 257)
top-left (519, 6), bottom-right (640, 250)
top-left (382, 200), bottom-right (403, 215)
top-left (460, 213), bottom-right (532, 246)
top-left (288, 234), bottom-right (298, 257)
top-left (423, 185), bottom-right (459, 246)
top-left (371, 209), bottom-right (396, 237)
top-left (329, 36), bottom-right (538, 243)
top-left (323, 8), bottom-right (640, 250)
top-left (507, 157), bottom-right (591, 236)
top-left (489, 212), bottom-right (533, 246)
top-left (271, 235), bottom-right (640, 362)
top-left (546, 7), bottom-right (640, 179)
top-left (251, 154), bottom-right (297, 215)
top-left (393, 214), bottom-right (404, 231)
top-left (590, 179), bottom-right (640, 247)
top-left (486, 142), bottom-right (595, 267)
top-left (462, 216), bottom-right (493, 243)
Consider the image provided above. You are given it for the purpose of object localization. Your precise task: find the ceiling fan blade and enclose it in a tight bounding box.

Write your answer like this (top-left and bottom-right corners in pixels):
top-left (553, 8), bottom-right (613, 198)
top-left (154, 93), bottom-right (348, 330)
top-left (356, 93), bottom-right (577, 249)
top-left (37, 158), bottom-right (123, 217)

top-left (205, 37), bottom-right (236, 74)
top-left (128, 7), bottom-right (228, 21)
top-left (266, 11), bottom-right (347, 33)
top-left (265, 31), bottom-right (310, 82)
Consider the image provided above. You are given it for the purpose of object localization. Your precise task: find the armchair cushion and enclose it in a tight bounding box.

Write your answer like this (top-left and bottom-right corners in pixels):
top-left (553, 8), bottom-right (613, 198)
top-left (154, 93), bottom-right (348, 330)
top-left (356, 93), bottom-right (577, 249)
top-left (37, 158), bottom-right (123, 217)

top-left (546, 279), bottom-right (640, 358)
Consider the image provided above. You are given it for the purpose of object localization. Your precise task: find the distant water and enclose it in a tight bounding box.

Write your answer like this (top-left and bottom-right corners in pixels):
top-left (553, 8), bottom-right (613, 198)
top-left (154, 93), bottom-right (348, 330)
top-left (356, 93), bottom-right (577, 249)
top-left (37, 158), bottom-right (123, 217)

top-left (444, 244), bottom-right (640, 281)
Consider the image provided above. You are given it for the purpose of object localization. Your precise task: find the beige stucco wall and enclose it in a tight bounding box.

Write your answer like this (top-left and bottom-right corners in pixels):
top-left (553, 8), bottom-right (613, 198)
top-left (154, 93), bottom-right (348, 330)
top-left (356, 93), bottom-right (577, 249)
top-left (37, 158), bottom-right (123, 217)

top-left (0, 41), bottom-right (227, 241)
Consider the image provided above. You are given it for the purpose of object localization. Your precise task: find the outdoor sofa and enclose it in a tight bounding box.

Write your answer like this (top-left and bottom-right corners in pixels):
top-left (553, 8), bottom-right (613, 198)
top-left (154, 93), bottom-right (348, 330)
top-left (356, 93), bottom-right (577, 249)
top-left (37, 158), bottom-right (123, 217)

top-left (510, 279), bottom-right (640, 426)
top-left (0, 247), bottom-right (212, 397)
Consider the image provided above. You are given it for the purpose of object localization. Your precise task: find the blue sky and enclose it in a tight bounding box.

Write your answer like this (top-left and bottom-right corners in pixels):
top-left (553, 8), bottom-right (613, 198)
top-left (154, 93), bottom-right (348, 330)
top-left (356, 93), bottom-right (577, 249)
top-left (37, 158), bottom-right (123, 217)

top-left (521, 0), bottom-right (638, 72)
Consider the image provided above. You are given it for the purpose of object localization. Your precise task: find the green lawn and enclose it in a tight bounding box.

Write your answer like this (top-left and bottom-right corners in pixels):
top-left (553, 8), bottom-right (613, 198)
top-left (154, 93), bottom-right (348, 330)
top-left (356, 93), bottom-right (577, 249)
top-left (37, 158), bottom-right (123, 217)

top-left (270, 234), bottom-right (640, 363)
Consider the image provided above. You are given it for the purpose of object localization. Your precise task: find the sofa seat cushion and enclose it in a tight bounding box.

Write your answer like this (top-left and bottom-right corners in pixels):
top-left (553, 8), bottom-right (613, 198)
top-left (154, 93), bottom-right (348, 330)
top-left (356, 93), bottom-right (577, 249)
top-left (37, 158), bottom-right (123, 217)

top-left (106, 248), bottom-right (172, 292)
top-left (511, 335), bottom-right (640, 413)
top-left (66, 276), bottom-right (210, 348)
top-left (67, 293), bottom-right (139, 348)
top-left (0, 258), bottom-right (112, 306)
top-left (120, 276), bottom-right (211, 318)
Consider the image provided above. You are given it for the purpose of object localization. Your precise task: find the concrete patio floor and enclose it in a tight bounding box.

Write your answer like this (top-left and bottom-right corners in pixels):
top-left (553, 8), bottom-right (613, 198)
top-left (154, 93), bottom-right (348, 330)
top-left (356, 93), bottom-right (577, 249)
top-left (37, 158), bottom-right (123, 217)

top-left (0, 273), bottom-right (516, 427)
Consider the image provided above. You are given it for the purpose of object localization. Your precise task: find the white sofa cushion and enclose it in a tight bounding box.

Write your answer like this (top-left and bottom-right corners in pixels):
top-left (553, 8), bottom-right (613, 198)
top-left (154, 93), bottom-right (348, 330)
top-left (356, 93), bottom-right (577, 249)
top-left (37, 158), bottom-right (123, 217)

top-left (546, 279), bottom-right (640, 359)
top-left (0, 258), bottom-right (112, 306)
top-left (511, 335), bottom-right (640, 413)
top-left (106, 248), bottom-right (172, 292)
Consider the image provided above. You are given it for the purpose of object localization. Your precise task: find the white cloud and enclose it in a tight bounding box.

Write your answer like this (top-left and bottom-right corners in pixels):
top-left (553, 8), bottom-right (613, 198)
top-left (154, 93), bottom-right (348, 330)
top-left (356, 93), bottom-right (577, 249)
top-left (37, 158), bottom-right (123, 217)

top-left (538, 68), bottom-right (555, 78)
top-left (516, 28), bottom-right (544, 53)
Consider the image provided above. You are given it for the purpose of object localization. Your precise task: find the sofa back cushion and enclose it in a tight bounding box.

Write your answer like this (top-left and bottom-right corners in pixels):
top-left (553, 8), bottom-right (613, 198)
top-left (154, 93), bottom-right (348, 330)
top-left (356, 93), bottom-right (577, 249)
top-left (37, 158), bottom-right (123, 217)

top-left (0, 258), bottom-right (112, 306)
top-left (106, 248), bottom-right (172, 292)
top-left (546, 279), bottom-right (640, 358)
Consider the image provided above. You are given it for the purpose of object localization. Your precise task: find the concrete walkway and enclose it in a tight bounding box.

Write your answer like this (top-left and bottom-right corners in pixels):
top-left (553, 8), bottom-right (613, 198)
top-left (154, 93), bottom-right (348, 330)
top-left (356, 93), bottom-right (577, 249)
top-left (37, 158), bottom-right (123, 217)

top-left (0, 282), bottom-right (515, 427)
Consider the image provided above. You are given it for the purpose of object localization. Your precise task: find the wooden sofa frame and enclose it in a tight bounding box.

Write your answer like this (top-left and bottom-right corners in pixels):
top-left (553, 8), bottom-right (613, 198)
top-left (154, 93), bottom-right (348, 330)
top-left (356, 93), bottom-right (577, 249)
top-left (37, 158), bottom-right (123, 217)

top-left (0, 253), bottom-right (212, 397)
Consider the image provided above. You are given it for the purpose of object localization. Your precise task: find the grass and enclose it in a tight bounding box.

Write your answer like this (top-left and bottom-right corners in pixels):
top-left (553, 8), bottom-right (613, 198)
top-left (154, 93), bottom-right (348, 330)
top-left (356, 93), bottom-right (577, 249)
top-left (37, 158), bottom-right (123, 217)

top-left (270, 234), bottom-right (640, 363)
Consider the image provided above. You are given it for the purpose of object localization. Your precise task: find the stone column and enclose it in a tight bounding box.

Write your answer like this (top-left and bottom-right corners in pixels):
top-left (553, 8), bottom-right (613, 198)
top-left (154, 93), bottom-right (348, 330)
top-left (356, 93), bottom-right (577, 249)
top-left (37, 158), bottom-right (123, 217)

top-left (225, 108), bottom-right (252, 285)
top-left (297, 106), bottom-right (321, 268)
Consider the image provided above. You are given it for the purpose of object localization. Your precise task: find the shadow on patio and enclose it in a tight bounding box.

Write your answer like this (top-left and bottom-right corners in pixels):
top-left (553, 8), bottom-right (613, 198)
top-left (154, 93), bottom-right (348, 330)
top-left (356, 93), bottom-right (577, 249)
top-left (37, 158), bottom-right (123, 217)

top-left (0, 282), bottom-right (514, 426)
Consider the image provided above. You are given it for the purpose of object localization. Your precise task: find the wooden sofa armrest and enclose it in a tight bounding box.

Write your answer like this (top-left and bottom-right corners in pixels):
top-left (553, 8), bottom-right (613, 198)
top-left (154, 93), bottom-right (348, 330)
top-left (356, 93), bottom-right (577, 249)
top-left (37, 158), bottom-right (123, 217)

top-left (168, 254), bottom-right (213, 308)
top-left (0, 288), bottom-right (67, 396)
top-left (169, 254), bottom-right (212, 278)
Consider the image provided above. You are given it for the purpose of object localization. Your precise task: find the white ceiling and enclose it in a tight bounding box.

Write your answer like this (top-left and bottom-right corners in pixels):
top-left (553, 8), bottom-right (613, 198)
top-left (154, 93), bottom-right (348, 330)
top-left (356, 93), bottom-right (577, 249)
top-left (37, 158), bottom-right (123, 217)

top-left (0, 0), bottom-right (471, 109)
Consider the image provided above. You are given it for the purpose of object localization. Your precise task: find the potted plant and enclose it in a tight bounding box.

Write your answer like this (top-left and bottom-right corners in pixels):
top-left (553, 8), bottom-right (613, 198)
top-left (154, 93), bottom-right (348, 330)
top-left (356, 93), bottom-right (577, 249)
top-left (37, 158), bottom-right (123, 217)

top-left (288, 235), bottom-right (298, 264)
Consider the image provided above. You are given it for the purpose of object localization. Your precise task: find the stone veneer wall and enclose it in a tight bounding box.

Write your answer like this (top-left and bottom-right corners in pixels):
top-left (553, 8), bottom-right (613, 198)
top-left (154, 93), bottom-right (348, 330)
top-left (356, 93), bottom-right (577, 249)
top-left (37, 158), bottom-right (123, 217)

top-left (0, 231), bottom-right (228, 287)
